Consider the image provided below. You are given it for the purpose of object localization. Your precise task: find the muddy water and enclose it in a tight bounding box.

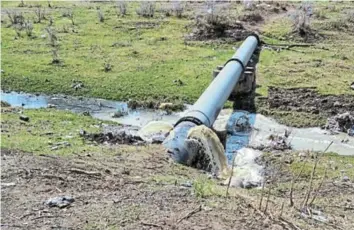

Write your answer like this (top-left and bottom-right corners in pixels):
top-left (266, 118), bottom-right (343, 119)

top-left (2, 91), bottom-right (354, 156)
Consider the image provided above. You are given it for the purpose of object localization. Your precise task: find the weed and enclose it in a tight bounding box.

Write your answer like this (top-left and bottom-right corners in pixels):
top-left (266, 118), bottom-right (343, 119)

top-left (34, 6), bottom-right (46, 23)
top-left (193, 176), bottom-right (215, 198)
top-left (18, 0), bottom-right (25, 7)
top-left (6, 10), bottom-right (25, 25)
top-left (291, 2), bottom-right (313, 37)
top-left (97, 8), bottom-right (105, 23)
top-left (103, 61), bottom-right (112, 72)
top-left (242, 0), bottom-right (256, 11)
top-left (48, 16), bottom-right (54, 26)
top-left (173, 1), bottom-right (185, 18)
top-left (45, 27), bottom-right (58, 47)
top-left (116, 1), bottom-right (127, 17)
top-left (136, 2), bottom-right (155, 18)
top-left (24, 20), bottom-right (34, 37)
top-left (51, 48), bottom-right (60, 64)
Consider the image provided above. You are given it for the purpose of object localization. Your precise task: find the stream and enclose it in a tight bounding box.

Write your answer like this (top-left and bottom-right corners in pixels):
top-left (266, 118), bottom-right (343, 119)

top-left (2, 91), bottom-right (354, 157)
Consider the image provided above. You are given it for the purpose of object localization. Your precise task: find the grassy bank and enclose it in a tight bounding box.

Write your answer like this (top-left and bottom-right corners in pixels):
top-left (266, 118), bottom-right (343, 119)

top-left (1, 1), bottom-right (354, 105)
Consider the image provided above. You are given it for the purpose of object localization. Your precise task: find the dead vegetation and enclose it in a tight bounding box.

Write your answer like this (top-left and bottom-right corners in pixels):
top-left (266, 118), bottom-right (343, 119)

top-left (116, 1), bottom-right (128, 17)
top-left (136, 1), bottom-right (155, 18)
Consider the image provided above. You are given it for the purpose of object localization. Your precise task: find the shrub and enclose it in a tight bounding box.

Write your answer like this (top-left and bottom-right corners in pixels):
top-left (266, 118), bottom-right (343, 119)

top-left (116, 1), bottom-right (127, 16)
top-left (136, 1), bottom-right (155, 18)
top-left (6, 10), bottom-right (25, 25)
top-left (24, 20), bottom-right (34, 37)
top-left (173, 1), bottom-right (185, 18)
top-left (97, 8), bottom-right (105, 22)
top-left (45, 27), bottom-right (58, 47)
top-left (291, 2), bottom-right (313, 37)
top-left (34, 6), bottom-right (46, 23)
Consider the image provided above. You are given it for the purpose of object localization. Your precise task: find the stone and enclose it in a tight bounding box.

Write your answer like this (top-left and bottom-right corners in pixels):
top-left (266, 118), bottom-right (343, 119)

top-left (46, 196), bottom-right (74, 208)
top-left (47, 104), bottom-right (57, 108)
top-left (342, 175), bottom-right (350, 182)
top-left (19, 115), bottom-right (29, 122)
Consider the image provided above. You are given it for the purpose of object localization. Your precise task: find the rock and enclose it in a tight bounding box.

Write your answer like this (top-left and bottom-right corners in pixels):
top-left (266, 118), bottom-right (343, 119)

top-left (47, 104), bottom-right (57, 108)
top-left (1, 182), bottom-right (16, 188)
top-left (350, 82), bottom-right (354, 90)
top-left (112, 111), bottom-right (124, 118)
top-left (1, 69), bottom-right (4, 73)
top-left (180, 181), bottom-right (192, 188)
top-left (41, 34), bottom-right (46, 38)
top-left (342, 175), bottom-right (350, 182)
top-left (158, 102), bottom-right (173, 110)
top-left (19, 115), bottom-right (29, 122)
top-left (298, 152), bottom-right (307, 158)
top-left (1, 101), bottom-right (11, 107)
top-left (46, 196), bottom-right (74, 208)
top-left (79, 129), bottom-right (86, 136)
top-left (325, 112), bottom-right (354, 135)
top-left (333, 101), bottom-right (341, 107)
top-left (82, 111), bottom-right (90, 116)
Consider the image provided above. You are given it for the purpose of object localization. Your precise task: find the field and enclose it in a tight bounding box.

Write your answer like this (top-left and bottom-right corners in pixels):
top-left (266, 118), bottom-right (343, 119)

top-left (1, 1), bottom-right (354, 229)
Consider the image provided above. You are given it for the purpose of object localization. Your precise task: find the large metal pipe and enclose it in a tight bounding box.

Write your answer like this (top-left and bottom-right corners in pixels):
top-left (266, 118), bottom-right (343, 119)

top-left (163, 34), bottom-right (260, 164)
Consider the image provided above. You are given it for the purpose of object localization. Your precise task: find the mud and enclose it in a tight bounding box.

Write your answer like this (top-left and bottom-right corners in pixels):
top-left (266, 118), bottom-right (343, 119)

top-left (325, 112), bottom-right (354, 135)
top-left (186, 15), bottom-right (253, 42)
top-left (267, 87), bottom-right (354, 117)
top-left (81, 125), bottom-right (145, 145)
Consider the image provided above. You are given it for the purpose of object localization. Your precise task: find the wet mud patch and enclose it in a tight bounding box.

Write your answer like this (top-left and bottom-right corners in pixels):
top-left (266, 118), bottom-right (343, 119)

top-left (80, 124), bottom-right (145, 145)
top-left (185, 15), bottom-right (254, 42)
top-left (267, 87), bottom-right (354, 117)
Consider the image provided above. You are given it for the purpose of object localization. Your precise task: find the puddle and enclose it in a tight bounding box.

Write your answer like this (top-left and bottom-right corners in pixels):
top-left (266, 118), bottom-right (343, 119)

top-left (2, 91), bottom-right (354, 156)
top-left (1, 91), bottom-right (185, 127)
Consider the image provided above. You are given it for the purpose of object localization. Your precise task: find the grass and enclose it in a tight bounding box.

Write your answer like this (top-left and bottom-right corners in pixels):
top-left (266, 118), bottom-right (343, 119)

top-left (1, 1), bottom-right (353, 106)
top-left (1, 107), bottom-right (107, 155)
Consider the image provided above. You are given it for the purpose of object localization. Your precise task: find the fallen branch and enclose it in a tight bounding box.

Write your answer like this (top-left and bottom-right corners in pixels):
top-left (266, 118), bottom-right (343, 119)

top-left (69, 168), bottom-right (101, 176)
top-left (264, 184), bottom-right (272, 213)
top-left (141, 221), bottom-right (163, 229)
top-left (259, 177), bottom-right (266, 210)
top-left (176, 205), bottom-right (202, 224)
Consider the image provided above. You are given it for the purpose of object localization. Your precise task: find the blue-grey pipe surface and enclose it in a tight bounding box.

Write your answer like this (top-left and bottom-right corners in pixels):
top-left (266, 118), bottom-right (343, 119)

top-left (163, 35), bottom-right (260, 164)
top-left (183, 35), bottom-right (259, 127)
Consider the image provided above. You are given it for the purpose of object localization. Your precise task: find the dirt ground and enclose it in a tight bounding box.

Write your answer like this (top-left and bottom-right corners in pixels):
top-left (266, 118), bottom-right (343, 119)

top-left (2, 147), bottom-right (354, 230)
top-left (1, 148), bottom-right (269, 230)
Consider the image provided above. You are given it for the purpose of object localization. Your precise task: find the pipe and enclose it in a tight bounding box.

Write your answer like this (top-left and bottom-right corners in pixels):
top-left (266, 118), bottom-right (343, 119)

top-left (163, 34), bottom-right (260, 164)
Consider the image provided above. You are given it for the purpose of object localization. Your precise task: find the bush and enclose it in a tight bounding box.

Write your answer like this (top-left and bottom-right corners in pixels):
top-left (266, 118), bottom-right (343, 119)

top-left (136, 1), bottom-right (155, 18)
top-left (24, 20), bottom-right (34, 37)
top-left (291, 2), bottom-right (313, 37)
top-left (97, 8), bottom-right (105, 22)
top-left (45, 27), bottom-right (58, 47)
top-left (173, 1), bottom-right (184, 18)
top-left (116, 1), bottom-right (127, 16)
top-left (6, 10), bottom-right (25, 25)
top-left (34, 6), bottom-right (46, 23)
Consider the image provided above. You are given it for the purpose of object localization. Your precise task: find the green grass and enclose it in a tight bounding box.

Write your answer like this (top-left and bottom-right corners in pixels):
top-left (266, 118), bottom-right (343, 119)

top-left (2, 1), bottom-right (353, 104)
top-left (1, 108), bottom-right (107, 155)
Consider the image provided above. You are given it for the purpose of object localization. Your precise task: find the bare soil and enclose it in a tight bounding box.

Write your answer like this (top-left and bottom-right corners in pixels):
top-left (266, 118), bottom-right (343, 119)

top-left (266, 87), bottom-right (354, 116)
top-left (1, 148), bottom-right (270, 230)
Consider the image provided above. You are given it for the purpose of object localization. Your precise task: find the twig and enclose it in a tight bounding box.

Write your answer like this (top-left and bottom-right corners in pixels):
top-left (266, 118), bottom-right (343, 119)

top-left (141, 222), bottom-right (163, 229)
top-left (30, 215), bottom-right (62, 220)
top-left (309, 164), bottom-right (328, 206)
top-left (259, 177), bottom-right (266, 210)
top-left (226, 151), bottom-right (237, 197)
top-left (42, 174), bottom-right (65, 181)
top-left (279, 201), bottom-right (285, 218)
top-left (302, 141), bottom-right (333, 209)
top-left (290, 161), bottom-right (306, 207)
top-left (176, 205), bottom-right (202, 224)
top-left (264, 184), bottom-right (272, 213)
top-left (302, 152), bottom-right (319, 209)
top-left (69, 168), bottom-right (101, 176)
